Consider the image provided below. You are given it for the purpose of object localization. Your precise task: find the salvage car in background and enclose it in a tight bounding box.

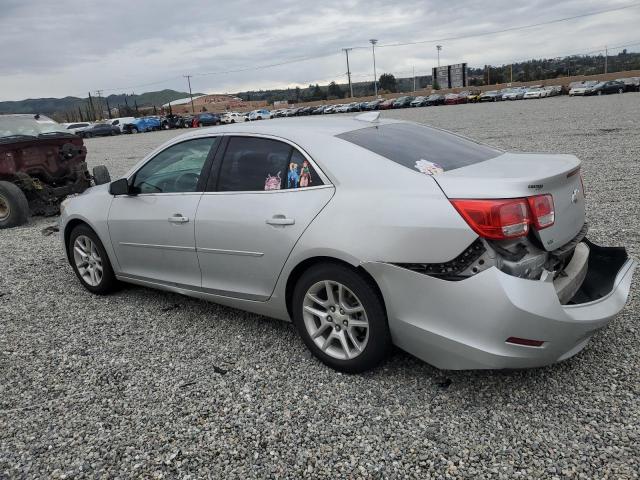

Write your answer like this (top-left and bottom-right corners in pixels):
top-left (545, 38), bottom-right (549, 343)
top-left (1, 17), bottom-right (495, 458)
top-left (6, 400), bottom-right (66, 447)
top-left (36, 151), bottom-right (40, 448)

top-left (78, 122), bottom-right (121, 138)
top-left (59, 114), bottom-right (635, 372)
top-left (0, 114), bottom-right (109, 228)
top-left (105, 117), bottom-right (136, 133)
top-left (196, 113), bottom-right (222, 126)
top-left (569, 81), bottom-right (597, 96)
top-left (392, 96), bottom-right (415, 108)
top-left (425, 94), bottom-right (445, 106)
top-left (221, 112), bottom-right (246, 124)
top-left (248, 109), bottom-right (272, 121)
top-left (479, 90), bottom-right (502, 102)
top-left (501, 88), bottom-right (526, 100)
top-left (123, 117), bottom-right (161, 133)
top-left (583, 80), bottom-right (626, 96)
top-left (63, 122), bottom-right (92, 135)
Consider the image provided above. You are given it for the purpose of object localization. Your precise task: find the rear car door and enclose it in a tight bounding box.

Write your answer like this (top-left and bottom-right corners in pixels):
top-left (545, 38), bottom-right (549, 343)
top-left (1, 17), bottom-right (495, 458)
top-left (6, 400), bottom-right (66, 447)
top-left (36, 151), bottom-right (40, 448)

top-left (195, 135), bottom-right (334, 301)
top-left (108, 137), bottom-right (220, 287)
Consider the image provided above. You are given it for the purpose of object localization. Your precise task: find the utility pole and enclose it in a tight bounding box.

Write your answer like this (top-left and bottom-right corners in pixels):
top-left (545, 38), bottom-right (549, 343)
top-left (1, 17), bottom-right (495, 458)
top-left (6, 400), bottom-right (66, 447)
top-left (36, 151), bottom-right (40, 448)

top-left (369, 39), bottom-right (378, 97)
top-left (95, 90), bottom-right (103, 119)
top-left (87, 92), bottom-right (95, 120)
top-left (184, 74), bottom-right (195, 113)
top-left (604, 45), bottom-right (608, 74)
top-left (436, 45), bottom-right (442, 67)
top-left (413, 66), bottom-right (416, 92)
top-left (342, 48), bottom-right (354, 98)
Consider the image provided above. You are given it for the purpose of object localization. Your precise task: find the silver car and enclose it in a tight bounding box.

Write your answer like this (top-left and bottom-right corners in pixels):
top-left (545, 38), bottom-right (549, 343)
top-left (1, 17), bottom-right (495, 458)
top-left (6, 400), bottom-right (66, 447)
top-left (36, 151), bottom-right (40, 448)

top-left (60, 113), bottom-right (636, 372)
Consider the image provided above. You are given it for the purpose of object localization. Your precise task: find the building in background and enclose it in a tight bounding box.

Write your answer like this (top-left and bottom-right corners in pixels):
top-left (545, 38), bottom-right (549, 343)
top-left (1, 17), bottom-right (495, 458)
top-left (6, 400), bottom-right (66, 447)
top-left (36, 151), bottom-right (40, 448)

top-left (432, 63), bottom-right (468, 89)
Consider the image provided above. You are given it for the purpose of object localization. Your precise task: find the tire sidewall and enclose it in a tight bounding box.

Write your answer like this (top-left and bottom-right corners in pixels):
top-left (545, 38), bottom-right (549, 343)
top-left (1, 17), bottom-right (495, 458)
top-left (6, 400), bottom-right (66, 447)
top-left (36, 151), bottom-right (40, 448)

top-left (292, 263), bottom-right (391, 373)
top-left (0, 181), bottom-right (29, 229)
top-left (68, 225), bottom-right (117, 294)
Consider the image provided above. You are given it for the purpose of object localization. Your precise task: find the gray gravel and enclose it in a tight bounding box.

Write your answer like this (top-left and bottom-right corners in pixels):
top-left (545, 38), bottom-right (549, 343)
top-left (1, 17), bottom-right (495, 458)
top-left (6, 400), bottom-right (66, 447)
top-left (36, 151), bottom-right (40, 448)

top-left (1, 94), bottom-right (639, 479)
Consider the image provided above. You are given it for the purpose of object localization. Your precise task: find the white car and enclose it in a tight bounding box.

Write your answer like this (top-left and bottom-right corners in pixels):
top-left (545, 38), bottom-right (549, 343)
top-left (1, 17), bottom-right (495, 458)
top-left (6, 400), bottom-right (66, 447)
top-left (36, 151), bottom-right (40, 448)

top-left (569, 82), bottom-right (597, 96)
top-left (221, 112), bottom-right (246, 124)
top-left (334, 104), bottom-right (352, 113)
top-left (523, 88), bottom-right (544, 99)
top-left (248, 109), bottom-right (272, 121)
top-left (105, 117), bottom-right (136, 133)
top-left (58, 114), bottom-right (635, 372)
top-left (63, 122), bottom-right (92, 135)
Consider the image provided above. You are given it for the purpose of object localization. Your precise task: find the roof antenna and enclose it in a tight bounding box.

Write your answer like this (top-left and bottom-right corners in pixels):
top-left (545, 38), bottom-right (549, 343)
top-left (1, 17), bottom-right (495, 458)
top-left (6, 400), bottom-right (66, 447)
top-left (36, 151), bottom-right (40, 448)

top-left (354, 111), bottom-right (380, 123)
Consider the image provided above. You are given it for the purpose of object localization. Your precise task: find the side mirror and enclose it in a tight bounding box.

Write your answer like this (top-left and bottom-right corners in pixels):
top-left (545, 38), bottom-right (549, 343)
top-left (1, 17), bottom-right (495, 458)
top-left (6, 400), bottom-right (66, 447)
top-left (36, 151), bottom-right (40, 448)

top-left (109, 178), bottom-right (132, 196)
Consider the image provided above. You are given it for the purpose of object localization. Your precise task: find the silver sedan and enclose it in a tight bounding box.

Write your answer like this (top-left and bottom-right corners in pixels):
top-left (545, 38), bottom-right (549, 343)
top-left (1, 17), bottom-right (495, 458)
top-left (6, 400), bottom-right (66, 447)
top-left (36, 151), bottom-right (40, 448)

top-left (60, 113), bottom-right (636, 372)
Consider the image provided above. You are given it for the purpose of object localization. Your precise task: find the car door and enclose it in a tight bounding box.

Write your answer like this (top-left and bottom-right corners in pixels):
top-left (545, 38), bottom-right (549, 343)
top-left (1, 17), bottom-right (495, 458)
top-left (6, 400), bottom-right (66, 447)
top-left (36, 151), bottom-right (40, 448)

top-left (108, 136), bottom-right (220, 287)
top-left (195, 135), bottom-right (334, 301)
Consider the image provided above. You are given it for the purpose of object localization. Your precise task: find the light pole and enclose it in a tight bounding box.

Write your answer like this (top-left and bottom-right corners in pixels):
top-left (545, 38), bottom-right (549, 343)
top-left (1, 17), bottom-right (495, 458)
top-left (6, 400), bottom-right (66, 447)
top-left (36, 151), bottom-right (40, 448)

top-left (370, 39), bottom-right (378, 97)
top-left (436, 45), bottom-right (442, 67)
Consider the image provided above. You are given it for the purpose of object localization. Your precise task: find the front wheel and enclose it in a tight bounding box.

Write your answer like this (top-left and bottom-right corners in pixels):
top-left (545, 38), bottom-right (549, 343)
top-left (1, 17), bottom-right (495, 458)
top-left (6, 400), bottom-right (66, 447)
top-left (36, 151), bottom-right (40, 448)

top-left (69, 225), bottom-right (118, 294)
top-left (618, 88), bottom-right (624, 94)
top-left (597, 90), bottom-right (602, 96)
top-left (292, 263), bottom-right (391, 373)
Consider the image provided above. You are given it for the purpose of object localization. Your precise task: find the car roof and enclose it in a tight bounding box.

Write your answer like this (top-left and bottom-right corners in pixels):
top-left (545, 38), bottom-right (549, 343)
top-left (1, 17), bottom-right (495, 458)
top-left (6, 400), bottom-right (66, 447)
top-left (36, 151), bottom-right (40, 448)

top-left (170, 115), bottom-right (404, 145)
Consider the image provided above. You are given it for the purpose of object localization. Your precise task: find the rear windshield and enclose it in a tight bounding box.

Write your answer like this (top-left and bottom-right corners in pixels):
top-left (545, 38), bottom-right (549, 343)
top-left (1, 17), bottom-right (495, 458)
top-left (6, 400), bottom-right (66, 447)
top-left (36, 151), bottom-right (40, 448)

top-left (336, 123), bottom-right (501, 173)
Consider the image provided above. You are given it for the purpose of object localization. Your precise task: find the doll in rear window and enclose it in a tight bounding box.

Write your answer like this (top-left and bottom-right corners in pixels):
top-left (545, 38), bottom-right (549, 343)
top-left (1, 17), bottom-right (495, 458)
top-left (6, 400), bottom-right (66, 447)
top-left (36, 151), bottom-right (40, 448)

top-left (299, 160), bottom-right (312, 187)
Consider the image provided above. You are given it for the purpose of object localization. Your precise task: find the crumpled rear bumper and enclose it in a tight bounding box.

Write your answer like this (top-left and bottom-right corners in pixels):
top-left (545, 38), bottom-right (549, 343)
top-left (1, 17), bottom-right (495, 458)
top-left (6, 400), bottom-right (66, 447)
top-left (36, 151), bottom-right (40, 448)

top-left (363, 240), bottom-right (636, 370)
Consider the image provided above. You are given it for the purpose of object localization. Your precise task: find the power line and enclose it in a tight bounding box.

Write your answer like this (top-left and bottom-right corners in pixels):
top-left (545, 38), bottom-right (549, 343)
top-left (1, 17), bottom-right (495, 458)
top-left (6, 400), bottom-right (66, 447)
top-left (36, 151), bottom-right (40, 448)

top-left (352, 3), bottom-right (640, 50)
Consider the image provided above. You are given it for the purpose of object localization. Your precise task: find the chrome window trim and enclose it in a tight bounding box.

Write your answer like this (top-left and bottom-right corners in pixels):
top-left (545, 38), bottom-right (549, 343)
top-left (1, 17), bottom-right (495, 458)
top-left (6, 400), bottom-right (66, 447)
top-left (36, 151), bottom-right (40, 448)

top-left (201, 184), bottom-right (334, 196)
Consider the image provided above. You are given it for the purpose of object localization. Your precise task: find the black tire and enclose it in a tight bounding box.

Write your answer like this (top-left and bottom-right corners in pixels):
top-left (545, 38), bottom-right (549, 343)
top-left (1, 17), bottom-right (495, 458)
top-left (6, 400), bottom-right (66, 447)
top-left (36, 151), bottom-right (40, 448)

top-left (131, 127), bottom-right (139, 134)
top-left (618, 88), bottom-right (624, 94)
top-left (597, 90), bottom-right (602, 96)
top-left (0, 181), bottom-right (29, 229)
top-left (68, 224), bottom-right (118, 294)
top-left (92, 165), bottom-right (111, 185)
top-left (292, 263), bottom-right (391, 373)
top-left (85, 132), bottom-right (92, 138)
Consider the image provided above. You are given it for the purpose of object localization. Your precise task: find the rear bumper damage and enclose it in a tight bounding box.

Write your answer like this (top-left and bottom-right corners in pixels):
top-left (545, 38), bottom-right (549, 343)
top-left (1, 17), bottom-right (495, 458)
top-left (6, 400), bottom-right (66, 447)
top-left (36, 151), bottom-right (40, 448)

top-left (363, 239), bottom-right (636, 370)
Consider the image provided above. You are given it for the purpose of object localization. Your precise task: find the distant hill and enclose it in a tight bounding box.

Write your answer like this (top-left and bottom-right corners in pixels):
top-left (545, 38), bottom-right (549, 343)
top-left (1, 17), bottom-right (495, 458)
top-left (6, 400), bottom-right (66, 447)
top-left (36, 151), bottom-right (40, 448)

top-left (0, 89), bottom-right (204, 116)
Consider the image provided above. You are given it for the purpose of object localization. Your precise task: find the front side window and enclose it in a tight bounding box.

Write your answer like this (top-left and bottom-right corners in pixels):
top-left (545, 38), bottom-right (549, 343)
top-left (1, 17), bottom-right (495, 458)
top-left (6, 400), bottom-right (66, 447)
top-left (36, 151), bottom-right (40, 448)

top-left (216, 136), bottom-right (323, 192)
top-left (133, 137), bottom-right (218, 193)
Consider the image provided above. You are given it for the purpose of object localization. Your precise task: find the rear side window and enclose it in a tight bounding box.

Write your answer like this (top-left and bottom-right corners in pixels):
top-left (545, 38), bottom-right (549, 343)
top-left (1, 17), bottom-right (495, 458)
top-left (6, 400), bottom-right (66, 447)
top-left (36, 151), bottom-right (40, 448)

top-left (216, 136), bottom-right (323, 192)
top-left (336, 123), bottom-right (501, 174)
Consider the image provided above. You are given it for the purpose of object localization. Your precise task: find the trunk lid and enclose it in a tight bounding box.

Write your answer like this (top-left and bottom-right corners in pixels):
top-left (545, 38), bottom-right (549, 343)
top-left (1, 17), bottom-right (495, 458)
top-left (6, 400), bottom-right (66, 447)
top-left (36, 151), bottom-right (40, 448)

top-left (434, 152), bottom-right (585, 251)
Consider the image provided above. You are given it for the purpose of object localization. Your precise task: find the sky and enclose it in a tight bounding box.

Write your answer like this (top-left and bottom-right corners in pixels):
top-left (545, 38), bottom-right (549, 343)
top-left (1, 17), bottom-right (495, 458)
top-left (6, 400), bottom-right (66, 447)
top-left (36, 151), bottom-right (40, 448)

top-left (1, 0), bottom-right (639, 101)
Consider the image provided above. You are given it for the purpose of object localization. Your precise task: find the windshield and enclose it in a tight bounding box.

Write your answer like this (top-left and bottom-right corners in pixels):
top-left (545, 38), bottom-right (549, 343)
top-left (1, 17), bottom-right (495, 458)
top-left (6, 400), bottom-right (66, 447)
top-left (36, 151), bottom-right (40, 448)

top-left (336, 123), bottom-right (502, 173)
top-left (0, 115), bottom-right (70, 139)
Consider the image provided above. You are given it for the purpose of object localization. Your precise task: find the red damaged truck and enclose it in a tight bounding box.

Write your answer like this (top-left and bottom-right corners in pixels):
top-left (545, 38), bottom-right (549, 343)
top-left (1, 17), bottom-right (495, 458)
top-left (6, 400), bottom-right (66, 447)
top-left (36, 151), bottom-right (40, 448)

top-left (0, 114), bottom-right (110, 229)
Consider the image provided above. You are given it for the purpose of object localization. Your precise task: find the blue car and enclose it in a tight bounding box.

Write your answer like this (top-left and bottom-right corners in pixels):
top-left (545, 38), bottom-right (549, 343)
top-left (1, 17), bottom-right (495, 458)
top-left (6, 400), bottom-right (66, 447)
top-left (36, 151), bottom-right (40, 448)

top-left (123, 117), bottom-right (161, 134)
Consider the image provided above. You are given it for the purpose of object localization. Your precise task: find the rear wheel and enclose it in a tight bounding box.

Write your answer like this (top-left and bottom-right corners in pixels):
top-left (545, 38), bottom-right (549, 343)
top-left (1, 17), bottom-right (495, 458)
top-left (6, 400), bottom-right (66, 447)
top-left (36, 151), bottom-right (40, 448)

top-left (0, 181), bottom-right (29, 229)
top-left (597, 90), bottom-right (603, 96)
top-left (618, 88), bottom-right (624, 94)
top-left (69, 225), bottom-right (118, 294)
top-left (292, 263), bottom-right (391, 373)
top-left (131, 127), bottom-right (139, 133)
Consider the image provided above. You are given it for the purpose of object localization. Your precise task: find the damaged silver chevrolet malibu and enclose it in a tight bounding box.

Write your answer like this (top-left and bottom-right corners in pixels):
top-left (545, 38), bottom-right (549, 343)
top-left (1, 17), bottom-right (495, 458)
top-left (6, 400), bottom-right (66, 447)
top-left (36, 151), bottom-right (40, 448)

top-left (59, 113), bottom-right (636, 372)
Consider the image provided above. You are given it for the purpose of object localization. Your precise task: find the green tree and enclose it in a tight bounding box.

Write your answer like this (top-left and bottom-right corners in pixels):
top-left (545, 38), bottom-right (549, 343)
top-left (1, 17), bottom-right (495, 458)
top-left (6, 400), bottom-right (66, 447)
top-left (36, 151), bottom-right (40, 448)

top-left (327, 81), bottom-right (344, 99)
top-left (379, 73), bottom-right (397, 92)
top-left (310, 84), bottom-right (324, 101)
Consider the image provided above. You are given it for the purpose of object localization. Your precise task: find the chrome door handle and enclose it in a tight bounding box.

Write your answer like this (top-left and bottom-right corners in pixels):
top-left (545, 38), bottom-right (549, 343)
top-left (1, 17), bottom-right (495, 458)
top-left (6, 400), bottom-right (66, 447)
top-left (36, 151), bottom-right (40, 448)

top-left (266, 215), bottom-right (295, 226)
top-left (168, 214), bottom-right (189, 224)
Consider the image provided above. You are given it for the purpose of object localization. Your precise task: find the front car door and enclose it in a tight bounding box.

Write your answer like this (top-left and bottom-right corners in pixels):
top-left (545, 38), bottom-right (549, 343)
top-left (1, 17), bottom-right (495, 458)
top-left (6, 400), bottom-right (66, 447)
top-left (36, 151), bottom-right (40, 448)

top-left (195, 135), bottom-right (334, 300)
top-left (108, 136), bottom-right (220, 287)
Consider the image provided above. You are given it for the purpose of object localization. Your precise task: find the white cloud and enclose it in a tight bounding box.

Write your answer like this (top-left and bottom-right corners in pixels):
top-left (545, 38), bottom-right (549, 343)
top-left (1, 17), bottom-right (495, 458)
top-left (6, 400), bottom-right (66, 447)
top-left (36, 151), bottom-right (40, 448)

top-left (0, 0), bottom-right (638, 100)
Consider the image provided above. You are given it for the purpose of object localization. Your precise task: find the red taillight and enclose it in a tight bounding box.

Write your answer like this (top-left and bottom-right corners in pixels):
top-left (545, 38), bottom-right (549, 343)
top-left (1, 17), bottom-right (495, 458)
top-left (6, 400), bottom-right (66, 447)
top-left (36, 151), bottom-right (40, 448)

top-left (450, 198), bottom-right (530, 240)
top-left (450, 194), bottom-right (555, 240)
top-left (527, 194), bottom-right (554, 229)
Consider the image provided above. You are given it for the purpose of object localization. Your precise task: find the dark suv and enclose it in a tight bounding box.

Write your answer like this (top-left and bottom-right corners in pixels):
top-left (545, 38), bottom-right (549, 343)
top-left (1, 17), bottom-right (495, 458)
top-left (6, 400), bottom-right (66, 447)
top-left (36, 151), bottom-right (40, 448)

top-left (0, 114), bottom-right (109, 228)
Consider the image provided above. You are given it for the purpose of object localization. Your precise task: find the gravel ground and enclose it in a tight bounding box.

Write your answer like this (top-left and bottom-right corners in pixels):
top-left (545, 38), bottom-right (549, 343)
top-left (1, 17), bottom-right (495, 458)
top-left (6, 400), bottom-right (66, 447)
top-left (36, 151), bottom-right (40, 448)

top-left (1, 94), bottom-right (638, 479)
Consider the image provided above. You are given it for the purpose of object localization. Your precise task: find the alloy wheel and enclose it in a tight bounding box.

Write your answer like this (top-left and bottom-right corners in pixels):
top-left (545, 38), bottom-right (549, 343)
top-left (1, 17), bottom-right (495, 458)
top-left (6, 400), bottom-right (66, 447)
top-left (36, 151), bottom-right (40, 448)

top-left (302, 280), bottom-right (369, 360)
top-left (73, 235), bottom-right (104, 286)
top-left (0, 194), bottom-right (10, 221)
